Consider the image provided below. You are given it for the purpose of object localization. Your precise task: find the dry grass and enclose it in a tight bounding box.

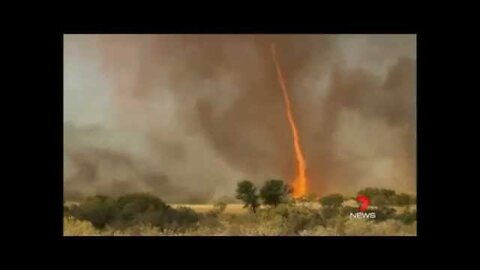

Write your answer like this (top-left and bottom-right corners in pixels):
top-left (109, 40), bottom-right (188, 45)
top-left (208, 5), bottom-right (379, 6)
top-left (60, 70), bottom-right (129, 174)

top-left (64, 217), bottom-right (102, 236)
top-left (171, 203), bottom-right (248, 214)
top-left (66, 202), bottom-right (250, 214)
top-left (64, 203), bottom-right (416, 236)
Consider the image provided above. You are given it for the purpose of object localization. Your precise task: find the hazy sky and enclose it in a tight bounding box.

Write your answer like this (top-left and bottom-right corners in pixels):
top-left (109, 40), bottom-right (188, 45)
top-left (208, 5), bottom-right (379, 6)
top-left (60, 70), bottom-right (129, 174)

top-left (64, 34), bottom-right (416, 202)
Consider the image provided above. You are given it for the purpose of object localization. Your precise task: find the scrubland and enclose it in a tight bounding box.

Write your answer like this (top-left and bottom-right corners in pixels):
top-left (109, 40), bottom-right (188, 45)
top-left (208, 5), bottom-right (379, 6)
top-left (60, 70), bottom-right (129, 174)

top-left (64, 194), bottom-right (416, 236)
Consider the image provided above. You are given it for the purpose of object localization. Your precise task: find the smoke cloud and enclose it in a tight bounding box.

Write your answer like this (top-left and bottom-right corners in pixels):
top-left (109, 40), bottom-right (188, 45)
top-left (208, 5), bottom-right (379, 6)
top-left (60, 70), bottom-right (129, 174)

top-left (64, 34), bottom-right (416, 202)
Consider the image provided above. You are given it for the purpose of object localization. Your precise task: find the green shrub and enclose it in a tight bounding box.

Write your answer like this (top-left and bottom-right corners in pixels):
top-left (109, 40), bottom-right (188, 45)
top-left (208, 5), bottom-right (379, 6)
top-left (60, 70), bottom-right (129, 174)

top-left (198, 211), bottom-right (223, 230)
top-left (70, 195), bottom-right (118, 229)
top-left (340, 206), bottom-right (360, 216)
top-left (69, 193), bottom-right (199, 232)
top-left (357, 188), bottom-right (395, 206)
top-left (357, 188), bottom-right (416, 206)
top-left (391, 193), bottom-right (416, 206)
top-left (166, 207), bottom-right (199, 231)
top-left (342, 219), bottom-right (415, 236)
top-left (287, 207), bottom-right (325, 234)
top-left (116, 195), bottom-right (198, 232)
top-left (395, 209), bottom-right (417, 225)
top-left (372, 206), bottom-right (397, 221)
top-left (115, 193), bottom-right (169, 226)
top-left (321, 206), bottom-right (340, 220)
top-left (319, 194), bottom-right (344, 208)
top-left (256, 204), bottom-right (325, 235)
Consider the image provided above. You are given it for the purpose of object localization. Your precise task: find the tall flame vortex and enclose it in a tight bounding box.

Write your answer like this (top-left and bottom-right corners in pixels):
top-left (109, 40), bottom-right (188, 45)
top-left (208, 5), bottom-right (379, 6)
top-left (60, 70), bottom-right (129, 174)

top-left (271, 44), bottom-right (307, 198)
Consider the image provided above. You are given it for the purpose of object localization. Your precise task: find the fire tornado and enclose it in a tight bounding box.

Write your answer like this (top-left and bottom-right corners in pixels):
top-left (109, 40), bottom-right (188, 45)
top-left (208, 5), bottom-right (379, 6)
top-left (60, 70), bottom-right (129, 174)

top-left (271, 44), bottom-right (308, 198)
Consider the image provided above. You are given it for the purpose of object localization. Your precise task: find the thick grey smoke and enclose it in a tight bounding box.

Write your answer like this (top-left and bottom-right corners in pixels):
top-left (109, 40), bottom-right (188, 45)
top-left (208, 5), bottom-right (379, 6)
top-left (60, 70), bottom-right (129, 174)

top-left (64, 34), bottom-right (416, 202)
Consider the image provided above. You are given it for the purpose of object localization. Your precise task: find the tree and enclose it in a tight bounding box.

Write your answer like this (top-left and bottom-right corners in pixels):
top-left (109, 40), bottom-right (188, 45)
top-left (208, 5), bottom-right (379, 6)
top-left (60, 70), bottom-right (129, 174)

top-left (319, 194), bottom-right (344, 208)
top-left (259, 179), bottom-right (291, 207)
top-left (235, 180), bottom-right (260, 213)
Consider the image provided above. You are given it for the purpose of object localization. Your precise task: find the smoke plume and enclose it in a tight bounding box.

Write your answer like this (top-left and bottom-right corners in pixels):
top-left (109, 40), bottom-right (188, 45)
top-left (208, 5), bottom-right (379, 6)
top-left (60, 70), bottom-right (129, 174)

top-left (64, 34), bottom-right (416, 202)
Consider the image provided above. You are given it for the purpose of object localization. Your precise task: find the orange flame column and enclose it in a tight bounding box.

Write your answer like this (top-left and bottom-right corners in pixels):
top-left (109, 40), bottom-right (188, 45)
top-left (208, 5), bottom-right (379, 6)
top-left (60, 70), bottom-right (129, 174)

top-left (271, 44), bottom-right (308, 198)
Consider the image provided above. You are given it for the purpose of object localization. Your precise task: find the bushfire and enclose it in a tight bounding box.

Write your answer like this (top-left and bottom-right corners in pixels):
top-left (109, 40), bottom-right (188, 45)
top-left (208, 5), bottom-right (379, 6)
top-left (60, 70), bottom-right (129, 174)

top-left (271, 44), bottom-right (308, 198)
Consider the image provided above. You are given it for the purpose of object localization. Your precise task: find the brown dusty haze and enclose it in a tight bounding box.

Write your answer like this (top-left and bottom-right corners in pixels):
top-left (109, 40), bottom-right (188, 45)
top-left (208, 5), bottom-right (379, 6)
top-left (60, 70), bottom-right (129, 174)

top-left (64, 34), bottom-right (416, 202)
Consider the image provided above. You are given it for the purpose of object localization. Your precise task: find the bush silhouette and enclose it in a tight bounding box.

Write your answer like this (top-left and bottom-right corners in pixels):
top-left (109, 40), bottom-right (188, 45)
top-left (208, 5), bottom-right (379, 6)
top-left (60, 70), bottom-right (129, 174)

top-left (165, 207), bottom-right (199, 232)
top-left (115, 193), bottom-right (169, 225)
top-left (69, 195), bottom-right (117, 229)
top-left (393, 193), bottom-right (416, 206)
top-left (319, 194), bottom-right (344, 208)
top-left (236, 180), bottom-right (260, 213)
top-left (373, 206), bottom-right (397, 221)
top-left (69, 193), bottom-right (198, 231)
top-left (321, 206), bottom-right (340, 220)
top-left (357, 188), bottom-right (416, 206)
top-left (395, 209), bottom-right (417, 225)
top-left (259, 180), bottom-right (291, 207)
